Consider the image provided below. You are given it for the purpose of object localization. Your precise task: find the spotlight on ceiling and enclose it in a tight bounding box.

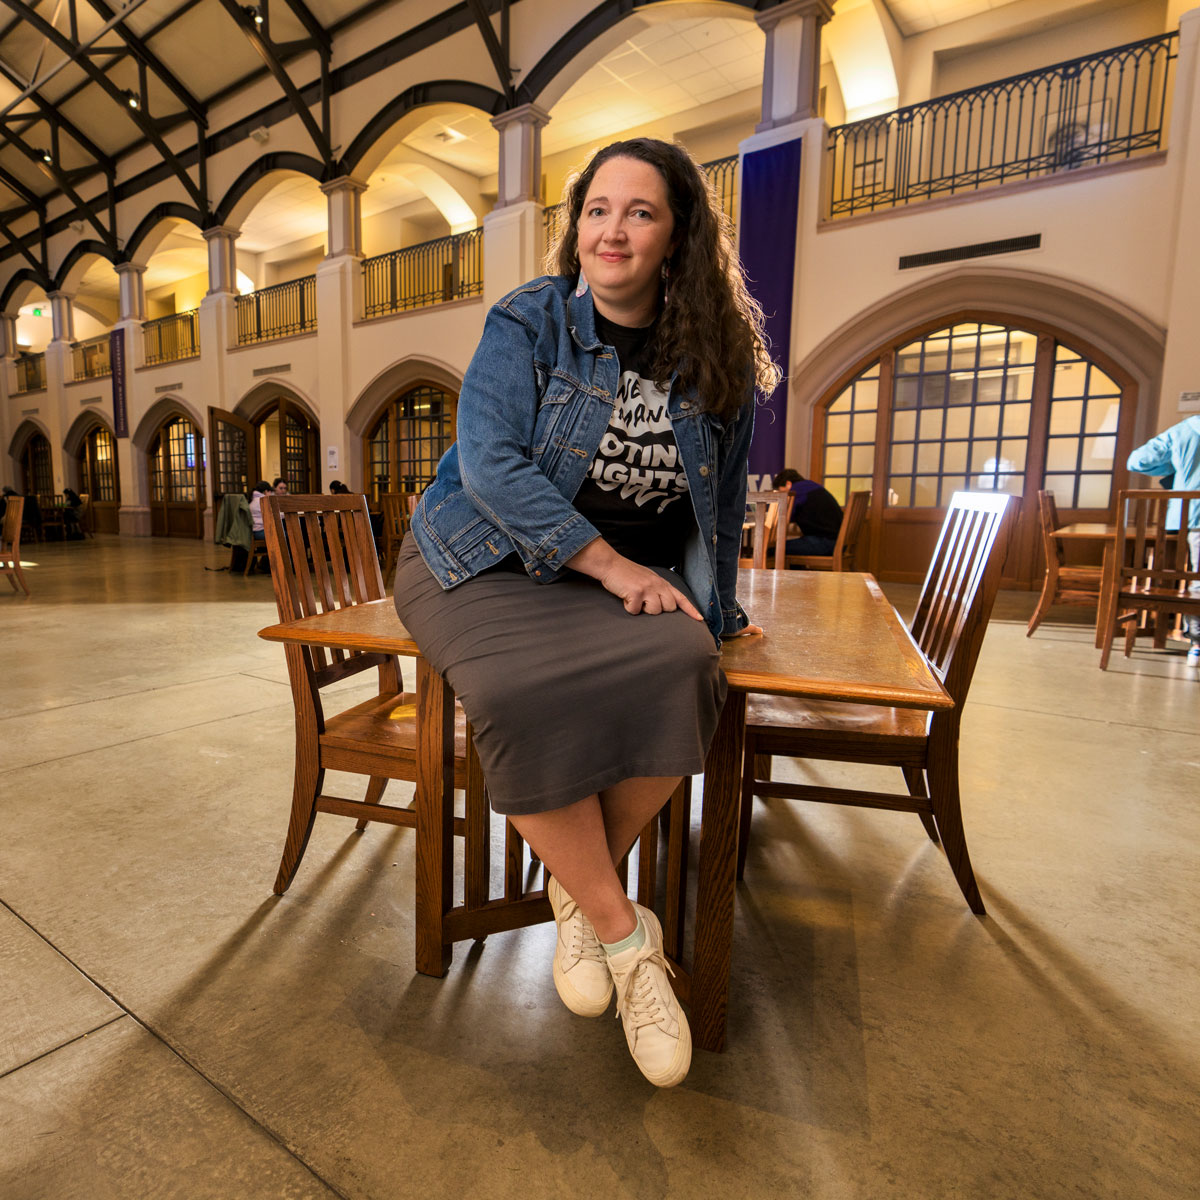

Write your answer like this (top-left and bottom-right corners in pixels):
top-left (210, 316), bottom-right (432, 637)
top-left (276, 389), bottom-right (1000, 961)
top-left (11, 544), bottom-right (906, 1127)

top-left (243, 5), bottom-right (264, 26)
top-left (124, 90), bottom-right (140, 109)
top-left (38, 148), bottom-right (51, 164)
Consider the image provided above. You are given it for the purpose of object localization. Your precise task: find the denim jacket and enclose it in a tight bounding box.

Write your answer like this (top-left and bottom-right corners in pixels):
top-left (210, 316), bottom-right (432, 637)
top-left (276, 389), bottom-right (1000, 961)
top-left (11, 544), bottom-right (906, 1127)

top-left (410, 275), bottom-right (754, 645)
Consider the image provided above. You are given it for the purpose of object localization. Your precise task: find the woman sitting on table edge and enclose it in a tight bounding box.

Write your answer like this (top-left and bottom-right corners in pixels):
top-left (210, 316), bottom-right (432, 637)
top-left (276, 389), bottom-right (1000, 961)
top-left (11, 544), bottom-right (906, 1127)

top-left (394, 137), bottom-right (777, 1088)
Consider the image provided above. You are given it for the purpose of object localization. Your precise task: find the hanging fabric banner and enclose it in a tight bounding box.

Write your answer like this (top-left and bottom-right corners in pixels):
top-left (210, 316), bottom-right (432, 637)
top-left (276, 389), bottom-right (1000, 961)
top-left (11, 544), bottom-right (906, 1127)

top-left (738, 137), bottom-right (802, 490)
top-left (110, 327), bottom-right (128, 437)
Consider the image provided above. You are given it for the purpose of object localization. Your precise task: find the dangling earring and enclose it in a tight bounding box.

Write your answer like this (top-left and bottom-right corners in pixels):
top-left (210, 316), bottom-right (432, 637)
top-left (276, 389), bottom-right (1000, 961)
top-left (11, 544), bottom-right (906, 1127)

top-left (575, 268), bottom-right (588, 298)
top-left (661, 260), bottom-right (670, 306)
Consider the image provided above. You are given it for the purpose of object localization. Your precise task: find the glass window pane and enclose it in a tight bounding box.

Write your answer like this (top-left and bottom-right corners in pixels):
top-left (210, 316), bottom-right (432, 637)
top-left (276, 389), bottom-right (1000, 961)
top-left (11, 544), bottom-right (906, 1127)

top-left (947, 376), bottom-right (973, 406)
top-left (1046, 437), bottom-right (1080, 472)
top-left (974, 405), bottom-right (1001, 439)
top-left (828, 386), bottom-right (854, 414)
top-left (824, 446), bottom-right (848, 476)
top-left (849, 476), bottom-right (873, 496)
top-left (826, 413), bottom-right (851, 444)
top-left (895, 377), bottom-right (918, 409)
top-left (854, 377), bottom-right (878, 409)
top-left (997, 473), bottom-right (1024, 495)
top-left (976, 372), bottom-right (1003, 404)
top-left (917, 443), bottom-right (941, 473)
top-left (1008, 369), bottom-right (1034, 401)
top-left (1002, 402), bottom-right (1031, 437)
top-left (1008, 331), bottom-right (1038, 365)
top-left (942, 442), bottom-right (968, 473)
top-left (825, 478), bottom-right (848, 504)
top-left (891, 443), bottom-right (914, 474)
top-left (945, 406), bottom-right (972, 439)
top-left (1089, 367), bottom-right (1118, 395)
top-left (888, 477), bottom-right (912, 506)
top-left (1053, 360), bottom-right (1088, 397)
top-left (1000, 437), bottom-right (1027, 472)
top-left (971, 442), bottom-right (1001, 472)
top-left (922, 342), bottom-right (948, 373)
top-left (918, 408), bottom-right (943, 441)
top-left (896, 348), bottom-right (922, 375)
top-left (1055, 344), bottom-right (1082, 364)
top-left (1077, 473), bottom-right (1112, 508)
top-left (951, 336), bottom-right (978, 371)
top-left (1049, 399), bottom-right (1084, 436)
top-left (1083, 435), bottom-right (1115, 466)
top-left (1084, 399), bottom-right (1119, 435)
top-left (850, 446), bottom-right (874, 475)
top-left (893, 410), bottom-right (917, 441)
top-left (939, 476), bottom-right (967, 502)
top-left (912, 477), bottom-right (939, 506)
top-left (850, 412), bottom-right (877, 443)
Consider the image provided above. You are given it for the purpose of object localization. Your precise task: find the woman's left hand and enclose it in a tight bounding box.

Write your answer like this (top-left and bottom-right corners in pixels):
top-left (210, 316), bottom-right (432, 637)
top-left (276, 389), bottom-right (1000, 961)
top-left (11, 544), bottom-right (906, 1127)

top-left (726, 623), bottom-right (764, 638)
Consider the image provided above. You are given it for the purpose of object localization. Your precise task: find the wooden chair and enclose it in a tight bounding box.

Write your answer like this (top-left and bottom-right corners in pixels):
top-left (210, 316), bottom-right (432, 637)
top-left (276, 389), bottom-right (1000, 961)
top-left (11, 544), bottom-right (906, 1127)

top-left (1, 495), bottom-right (30, 595)
top-left (246, 536), bottom-right (271, 576)
top-left (38, 493), bottom-right (65, 541)
top-left (1026, 490), bottom-right (1102, 637)
top-left (380, 491), bottom-right (417, 581)
top-left (786, 489), bottom-right (869, 571)
top-left (738, 490), bottom-right (1015, 914)
top-left (261, 492), bottom-right (473, 894)
top-left (1098, 489), bottom-right (1200, 670)
top-left (740, 491), bottom-right (791, 569)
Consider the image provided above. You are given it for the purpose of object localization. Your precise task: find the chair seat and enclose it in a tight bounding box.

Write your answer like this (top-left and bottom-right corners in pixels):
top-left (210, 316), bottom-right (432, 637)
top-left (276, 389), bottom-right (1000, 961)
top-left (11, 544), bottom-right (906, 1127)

top-left (1058, 565), bottom-right (1102, 583)
top-left (321, 691), bottom-right (469, 784)
top-left (785, 554), bottom-right (835, 570)
top-left (747, 693), bottom-right (929, 746)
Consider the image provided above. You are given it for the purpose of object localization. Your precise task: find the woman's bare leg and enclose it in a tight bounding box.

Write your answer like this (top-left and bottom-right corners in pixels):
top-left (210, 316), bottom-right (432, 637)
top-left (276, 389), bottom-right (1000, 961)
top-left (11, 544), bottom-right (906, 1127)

top-left (598, 775), bottom-right (681, 866)
top-left (509, 796), bottom-right (637, 944)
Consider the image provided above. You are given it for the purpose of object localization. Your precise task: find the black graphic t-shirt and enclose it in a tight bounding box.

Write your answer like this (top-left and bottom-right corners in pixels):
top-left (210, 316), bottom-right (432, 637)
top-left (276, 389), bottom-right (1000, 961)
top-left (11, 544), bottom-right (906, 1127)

top-left (573, 311), bottom-right (695, 568)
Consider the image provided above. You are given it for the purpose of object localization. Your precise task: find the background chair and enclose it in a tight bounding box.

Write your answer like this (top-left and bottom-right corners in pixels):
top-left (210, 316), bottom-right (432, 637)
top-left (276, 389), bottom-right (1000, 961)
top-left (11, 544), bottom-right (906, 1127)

top-left (786, 489), bottom-right (869, 572)
top-left (1, 495), bottom-right (30, 595)
top-left (37, 493), bottom-right (64, 541)
top-left (1098, 488), bottom-right (1200, 669)
top-left (1026, 490), bottom-right (1102, 637)
top-left (380, 491), bottom-right (417, 582)
top-left (740, 490), bottom-right (791, 569)
top-left (261, 492), bottom-right (471, 893)
top-left (77, 492), bottom-right (94, 538)
top-left (739, 490), bottom-right (1015, 914)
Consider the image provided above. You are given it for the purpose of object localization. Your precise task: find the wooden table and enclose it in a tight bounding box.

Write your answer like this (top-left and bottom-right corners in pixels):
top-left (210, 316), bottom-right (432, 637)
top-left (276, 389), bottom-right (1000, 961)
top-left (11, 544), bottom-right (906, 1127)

top-left (259, 568), bottom-right (951, 1052)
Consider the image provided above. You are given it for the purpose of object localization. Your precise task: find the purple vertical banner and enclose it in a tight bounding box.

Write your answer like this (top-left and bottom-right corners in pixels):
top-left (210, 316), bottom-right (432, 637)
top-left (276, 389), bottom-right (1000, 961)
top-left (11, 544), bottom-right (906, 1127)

top-left (110, 327), bottom-right (128, 437)
top-left (739, 137), bottom-right (802, 488)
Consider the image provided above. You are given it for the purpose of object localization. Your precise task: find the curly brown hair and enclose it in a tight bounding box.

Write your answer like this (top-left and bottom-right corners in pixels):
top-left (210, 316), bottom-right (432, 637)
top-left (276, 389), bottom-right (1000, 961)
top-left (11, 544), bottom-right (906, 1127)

top-left (547, 138), bottom-right (780, 421)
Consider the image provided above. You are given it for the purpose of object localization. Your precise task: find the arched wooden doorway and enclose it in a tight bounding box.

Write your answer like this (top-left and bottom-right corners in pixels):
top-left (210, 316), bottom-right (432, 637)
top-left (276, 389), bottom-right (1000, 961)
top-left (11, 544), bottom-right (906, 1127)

top-left (209, 394), bottom-right (319, 498)
top-left (19, 431), bottom-right (53, 496)
top-left (76, 420), bottom-right (121, 533)
top-left (147, 412), bottom-right (205, 538)
top-left (815, 316), bottom-right (1137, 585)
top-left (363, 382), bottom-right (458, 507)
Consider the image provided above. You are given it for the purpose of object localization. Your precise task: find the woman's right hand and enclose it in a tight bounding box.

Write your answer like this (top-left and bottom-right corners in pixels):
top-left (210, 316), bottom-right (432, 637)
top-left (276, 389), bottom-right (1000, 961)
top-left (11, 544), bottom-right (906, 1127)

top-left (567, 538), bottom-right (703, 620)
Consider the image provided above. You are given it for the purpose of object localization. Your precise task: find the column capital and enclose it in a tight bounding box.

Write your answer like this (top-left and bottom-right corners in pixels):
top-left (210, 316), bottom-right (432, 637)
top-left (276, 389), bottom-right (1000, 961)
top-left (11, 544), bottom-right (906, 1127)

top-left (114, 261), bottom-right (147, 276)
top-left (46, 289), bottom-right (73, 302)
top-left (202, 225), bottom-right (241, 243)
top-left (756, 0), bottom-right (834, 33)
top-left (490, 103), bottom-right (551, 134)
top-left (320, 175), bottom-right (369, 198)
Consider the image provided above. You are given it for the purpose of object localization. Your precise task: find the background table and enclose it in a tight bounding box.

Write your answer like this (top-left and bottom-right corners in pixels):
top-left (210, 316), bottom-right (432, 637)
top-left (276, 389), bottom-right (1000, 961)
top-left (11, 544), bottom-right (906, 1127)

top-left (260, 568), bottom-right (951, 1051)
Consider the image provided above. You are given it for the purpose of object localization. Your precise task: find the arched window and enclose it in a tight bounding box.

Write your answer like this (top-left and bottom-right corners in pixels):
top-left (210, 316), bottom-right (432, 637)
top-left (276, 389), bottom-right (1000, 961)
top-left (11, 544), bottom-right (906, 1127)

top-left (20, 432), bottom-right (53, 496)
top-left (365, 383), bottom-right (457, 506)
top-left (817, 319), bottom-right (1135, 583)
top-left (78, 422), bottom-right (121, 533)
top-left (148, 414), bottom-right (205, 538)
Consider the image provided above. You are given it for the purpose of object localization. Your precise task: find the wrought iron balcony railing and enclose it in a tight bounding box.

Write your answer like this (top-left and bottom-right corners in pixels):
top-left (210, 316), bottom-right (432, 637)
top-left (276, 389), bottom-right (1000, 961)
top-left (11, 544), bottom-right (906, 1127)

top-left (144, 309), bottom-right (200, 365)
top-left (14, 352), bottom-right (46, 392)
top-left (827, 30), bottom-right (1179, 219)
top-left (236, 276), bottom-right (317, 345)
top-left (71, 334), bottom-right (111, 380)
top-left (362, 228), bottom-right (483, 319)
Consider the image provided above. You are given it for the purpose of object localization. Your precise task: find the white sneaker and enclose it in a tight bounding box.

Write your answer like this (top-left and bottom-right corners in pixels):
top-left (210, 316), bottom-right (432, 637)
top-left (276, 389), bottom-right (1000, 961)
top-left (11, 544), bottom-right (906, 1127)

top-left (1187, 644), bottom-right (1200, 666)
top-left (547, 876), bottom-right (613, 1017)
top-left (606, 904), bottom-right (692, 1088)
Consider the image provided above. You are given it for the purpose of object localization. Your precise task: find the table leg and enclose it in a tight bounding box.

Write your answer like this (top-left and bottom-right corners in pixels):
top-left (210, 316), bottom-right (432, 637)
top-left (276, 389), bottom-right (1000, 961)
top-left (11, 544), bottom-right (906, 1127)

top-left (689, 689), bottom-right (746, 1054)
top-left (415, 657), bottom-right (455, 976)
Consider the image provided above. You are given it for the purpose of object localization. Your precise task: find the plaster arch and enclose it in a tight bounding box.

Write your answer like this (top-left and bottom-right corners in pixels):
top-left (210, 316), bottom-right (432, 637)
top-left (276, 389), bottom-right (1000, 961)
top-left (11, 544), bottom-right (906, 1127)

top-left (1, 270), bottom-right (50, 315)
top-left (132, 395), bottom-right (206, 454)
top-left (7, 416), bottom-right (51, 460)
top-left (55, 242), bottom-right (118, 296)
top-left (63, 408), bottom-right (115, 458)
top-left (343, 85), bottom-right (506, 181)
top-left (214, 153), bottom-right (327, 230)
top-left (234, 379), bottom-right (321, 428)
top-left (521, 0), bottom-right (761, 112)
top-left (126, 204), bottom-right (207, 266)
top-left (787, 266), bottom-right (1166, 465)
top-left (347, 355), bottom-right (464, 440)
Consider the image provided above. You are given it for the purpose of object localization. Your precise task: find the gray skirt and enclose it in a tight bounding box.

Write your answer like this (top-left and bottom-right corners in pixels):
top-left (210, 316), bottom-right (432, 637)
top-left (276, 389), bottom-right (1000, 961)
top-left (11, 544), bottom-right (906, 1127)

top-left (393, 537), bottom-right (727, 815)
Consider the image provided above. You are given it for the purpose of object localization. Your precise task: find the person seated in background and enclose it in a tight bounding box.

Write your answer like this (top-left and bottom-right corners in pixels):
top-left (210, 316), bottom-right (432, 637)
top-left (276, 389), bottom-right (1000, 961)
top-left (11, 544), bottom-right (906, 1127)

top-left (249, 480), bottom-right (273, 540)
top-left (329, 480), bottom-right (352, 495)
top-left (773, 468), bottom-right (843, 557)
top-left (62, 488), bottom-right (84, 539)
top-left (272, 477), bottom-right (288, 495)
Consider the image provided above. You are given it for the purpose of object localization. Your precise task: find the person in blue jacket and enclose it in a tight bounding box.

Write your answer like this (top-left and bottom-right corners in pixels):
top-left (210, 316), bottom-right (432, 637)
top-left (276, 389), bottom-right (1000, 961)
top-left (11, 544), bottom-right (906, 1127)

top-left (395, 138), bottom-right (778, 1086)
top-left (1127, 414), bottom-right (1200, 663)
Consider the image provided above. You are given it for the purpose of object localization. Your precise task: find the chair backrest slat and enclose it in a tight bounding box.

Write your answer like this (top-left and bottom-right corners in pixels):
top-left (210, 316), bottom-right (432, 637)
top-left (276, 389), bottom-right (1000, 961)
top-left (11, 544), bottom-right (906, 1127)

top-left (910, 491), bottom-right (1013, 704)
top-left (2, 495), bottom-right (23, 548)
top-left (1037, 490), bottom-right (1066, 569)
top-left (834, 490), bottom-right (870, 569)
top-left (1113, 489), bottom-right (1200, 593)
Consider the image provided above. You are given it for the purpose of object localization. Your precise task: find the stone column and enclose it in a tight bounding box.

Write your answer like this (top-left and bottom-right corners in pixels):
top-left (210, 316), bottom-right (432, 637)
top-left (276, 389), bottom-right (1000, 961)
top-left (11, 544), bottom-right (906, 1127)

top-left (38, 292), bottom-right (75, 492)
top-left (756, 0), bottom-right (835, 132)
top-left (317, 177), bottom-right (368, 489)
top-left (116, 262), bottom-right (147, 322)
top-left (485, 104), bottom-right (551, 308)
top-left (0, 313), bottom-right (18, 359)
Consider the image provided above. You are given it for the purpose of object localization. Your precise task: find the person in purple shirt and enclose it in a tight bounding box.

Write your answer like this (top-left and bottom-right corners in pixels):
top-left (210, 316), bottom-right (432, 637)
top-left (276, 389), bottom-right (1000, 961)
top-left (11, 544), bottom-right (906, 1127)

top-left (773, 468), bottom-right (843, 557)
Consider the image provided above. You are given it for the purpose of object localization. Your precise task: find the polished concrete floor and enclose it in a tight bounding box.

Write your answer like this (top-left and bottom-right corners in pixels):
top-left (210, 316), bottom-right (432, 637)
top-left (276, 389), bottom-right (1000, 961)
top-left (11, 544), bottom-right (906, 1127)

top-left (2, 535), bottom-right (1198, 1200)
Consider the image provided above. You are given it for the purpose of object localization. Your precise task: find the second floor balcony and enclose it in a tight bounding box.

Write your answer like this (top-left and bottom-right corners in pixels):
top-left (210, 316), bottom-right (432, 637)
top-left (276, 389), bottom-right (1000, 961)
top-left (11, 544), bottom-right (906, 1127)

top-left (362, 227), bottom-right (484, 319)
top-left (144, 310), bottom-right (200, 366)
top-left (826, 31), bottom-right (1179, 220)
top-left (236, 276), bottom-right (317, 345)
top-left (14, 352), bottom-right (46, 393)
top-left (72, 334), bottom-right (111, 381)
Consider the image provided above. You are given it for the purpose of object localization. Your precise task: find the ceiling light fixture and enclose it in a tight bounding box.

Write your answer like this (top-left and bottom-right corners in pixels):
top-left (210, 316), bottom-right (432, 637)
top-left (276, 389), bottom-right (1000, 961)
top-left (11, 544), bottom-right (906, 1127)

top-left (38, 148), bottom-right (51, 163)
top-left (124, 89), bottom-right (140, 109)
